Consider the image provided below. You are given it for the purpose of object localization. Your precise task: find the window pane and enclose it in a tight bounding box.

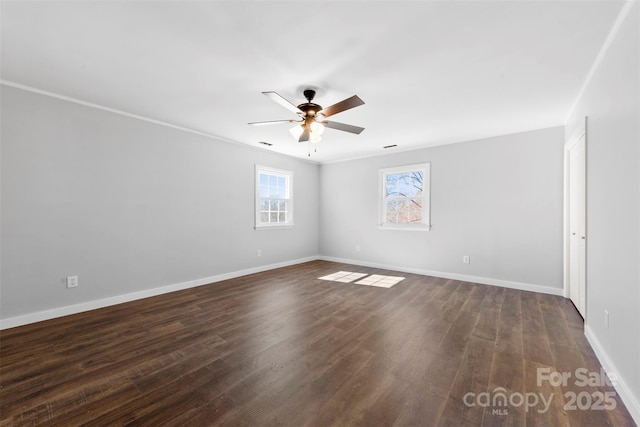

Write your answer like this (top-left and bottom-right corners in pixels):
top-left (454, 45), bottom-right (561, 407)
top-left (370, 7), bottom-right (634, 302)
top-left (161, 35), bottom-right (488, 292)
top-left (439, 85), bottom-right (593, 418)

top-left (270, 212), bottom-right (278, 223)
top-left (405, 172), bottom-right (423, 197)
top-left (260, 212), bottom-right (269, 222)
top-left (260, 200), bottom-right (269, 211)
top-left (270, 200), bottom-right (279, 211)
top-left (386, 174), bottom-right (398, 196)
top-left (279, 201), bottom-right (287, 211)
top-left (386, 198), bottom-right (422, 224)
top-left (259, 185), bottom-right (269, 198)
top-left (399, 175), bottom-right (411, 196)
top-left (387, 172), bottom-right (423, 197)
top-left (386, 199), bottom-right (401, 223)
top-left (259, 173), bottom-right (268, 186)
top-left (407, 199), bottom-right (423, 223)
top-left (278, 212), bottom-right (286, 222)
top-left (406, 199), bottom-right (421, 223)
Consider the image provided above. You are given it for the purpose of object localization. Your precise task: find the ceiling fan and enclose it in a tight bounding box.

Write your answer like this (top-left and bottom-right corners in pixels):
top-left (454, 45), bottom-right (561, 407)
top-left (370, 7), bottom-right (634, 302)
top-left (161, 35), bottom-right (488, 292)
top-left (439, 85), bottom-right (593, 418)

top-left (249, 89), bottom-right (365, 144)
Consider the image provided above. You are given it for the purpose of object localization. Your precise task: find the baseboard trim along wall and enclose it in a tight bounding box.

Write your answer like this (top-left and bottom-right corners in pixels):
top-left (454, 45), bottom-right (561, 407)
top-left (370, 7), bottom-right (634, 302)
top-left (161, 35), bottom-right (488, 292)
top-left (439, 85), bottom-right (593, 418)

top-left (0, 256), bottom-right (318, 330)
top-left (585, 325), bottom-right (640, 426)
top-left (1, 255), bottom-right (565, 330)
top-left (318, 255), bottom-right (564, 296)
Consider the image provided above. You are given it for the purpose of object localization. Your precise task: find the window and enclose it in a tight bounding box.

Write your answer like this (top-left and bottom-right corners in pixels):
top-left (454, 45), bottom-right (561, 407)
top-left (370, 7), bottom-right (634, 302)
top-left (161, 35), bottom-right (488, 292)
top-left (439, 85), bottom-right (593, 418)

top-left (255, 165), bottom-right (293, 229)
top-left (379, 163), bottom-right (430, 230)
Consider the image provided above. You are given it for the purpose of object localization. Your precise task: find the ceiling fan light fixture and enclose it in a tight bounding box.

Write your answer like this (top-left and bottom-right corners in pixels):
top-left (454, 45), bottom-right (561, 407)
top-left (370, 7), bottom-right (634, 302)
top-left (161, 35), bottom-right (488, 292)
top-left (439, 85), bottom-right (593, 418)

top-left (289, 124), bottom-right (304, 140)
top-left (310, 121), bottom-right (324, 135)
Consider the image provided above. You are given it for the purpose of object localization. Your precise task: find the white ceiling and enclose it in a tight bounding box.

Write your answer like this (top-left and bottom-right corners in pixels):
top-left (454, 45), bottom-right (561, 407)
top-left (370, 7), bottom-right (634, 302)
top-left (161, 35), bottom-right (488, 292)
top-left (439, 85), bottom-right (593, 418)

top-left (1, 1), bottom-right (625, 163)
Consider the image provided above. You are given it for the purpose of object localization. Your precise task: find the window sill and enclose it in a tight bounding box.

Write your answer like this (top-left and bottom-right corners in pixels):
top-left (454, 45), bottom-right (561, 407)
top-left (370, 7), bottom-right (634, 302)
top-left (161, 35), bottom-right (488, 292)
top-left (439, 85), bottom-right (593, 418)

top-left (254, 224), bottom-right (294, 230)
top-left (378, 224), bottom-right (431, 231)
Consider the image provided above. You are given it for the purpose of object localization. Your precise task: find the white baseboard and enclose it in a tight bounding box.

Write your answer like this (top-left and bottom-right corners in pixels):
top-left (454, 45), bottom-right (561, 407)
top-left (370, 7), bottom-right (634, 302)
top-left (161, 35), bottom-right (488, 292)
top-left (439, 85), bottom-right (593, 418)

top-left (0, 255), bottom-right (568, 329)
top-left (0, 256), bottom-right (565, 330)
top-left (318, 256), bottom-right (564, 296)
top-left (585, 325), bottom-right (640, 426)
top-left (0, 256), bottom-right (318, 330)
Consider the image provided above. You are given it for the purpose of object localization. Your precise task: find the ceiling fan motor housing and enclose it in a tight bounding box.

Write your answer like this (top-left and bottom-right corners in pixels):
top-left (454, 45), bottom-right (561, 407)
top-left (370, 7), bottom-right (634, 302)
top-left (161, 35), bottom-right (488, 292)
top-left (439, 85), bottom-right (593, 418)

top-left (298, 102), bottom-right (322, 118)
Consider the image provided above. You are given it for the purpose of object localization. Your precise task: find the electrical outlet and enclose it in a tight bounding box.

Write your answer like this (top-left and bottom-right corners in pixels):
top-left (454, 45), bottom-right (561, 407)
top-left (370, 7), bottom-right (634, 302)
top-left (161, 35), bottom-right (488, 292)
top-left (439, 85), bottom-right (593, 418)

top-left (257, 249), bottom-right (262, 257)
top-left (463, 256), bottom-right (470, 264)
top-left (604, 310), bottom-right (609, 330)
top-left (66, 275), bottom-right (78, 288)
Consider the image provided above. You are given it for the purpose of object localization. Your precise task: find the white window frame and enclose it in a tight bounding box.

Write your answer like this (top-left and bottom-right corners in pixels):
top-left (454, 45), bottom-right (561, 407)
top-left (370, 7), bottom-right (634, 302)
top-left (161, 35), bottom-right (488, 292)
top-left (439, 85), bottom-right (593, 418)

top-left (255, 165), bottom-right (294, 229)
top-left (378, 163), bottom-right (431, 231)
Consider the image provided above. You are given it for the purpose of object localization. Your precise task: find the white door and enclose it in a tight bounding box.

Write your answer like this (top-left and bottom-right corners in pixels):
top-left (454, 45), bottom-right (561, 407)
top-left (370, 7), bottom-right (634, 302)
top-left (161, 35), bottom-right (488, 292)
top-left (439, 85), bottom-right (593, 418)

top-left (569, 135), bottom-right (586, 317)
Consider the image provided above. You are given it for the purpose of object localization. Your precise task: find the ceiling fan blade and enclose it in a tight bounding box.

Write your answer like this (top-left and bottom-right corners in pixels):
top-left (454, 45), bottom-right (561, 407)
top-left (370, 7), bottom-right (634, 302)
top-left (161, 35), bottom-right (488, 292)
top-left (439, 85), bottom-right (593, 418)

top-left (319, 95), bottom-right (364, 118)
top-left (262, 91), bottom-right (303, 114)
top-left (248, 119), bottom-right (298, 126)
top-left (299, 125), bottom-right (310, 142)
top-left (322, 120), bottom-right (365, 135)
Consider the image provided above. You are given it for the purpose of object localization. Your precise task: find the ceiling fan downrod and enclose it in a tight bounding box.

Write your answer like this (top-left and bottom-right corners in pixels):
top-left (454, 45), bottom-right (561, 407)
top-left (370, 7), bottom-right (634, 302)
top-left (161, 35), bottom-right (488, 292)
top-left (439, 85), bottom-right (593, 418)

top-left (303, 89), bottom-right (316, 102)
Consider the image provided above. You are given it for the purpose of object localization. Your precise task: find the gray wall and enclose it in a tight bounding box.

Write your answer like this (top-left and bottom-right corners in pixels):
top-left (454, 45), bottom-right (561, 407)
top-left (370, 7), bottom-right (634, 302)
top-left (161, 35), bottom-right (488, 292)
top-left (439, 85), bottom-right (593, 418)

top-left (1, 86), bottom-right (319, 319)
top-left (319, 126), bottom-right (565, 291)
top-left (566, 1), bottom-right (640, 411)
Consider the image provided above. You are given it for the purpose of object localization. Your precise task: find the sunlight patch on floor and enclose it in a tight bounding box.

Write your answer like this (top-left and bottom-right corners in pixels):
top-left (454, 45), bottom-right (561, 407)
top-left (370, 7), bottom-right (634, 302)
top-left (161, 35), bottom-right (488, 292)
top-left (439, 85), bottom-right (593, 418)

top-left (355, 274), bottom-right (404, 288)
top-left (318, 271), bottom-right (404, 288)
top-left (318, 271), bottom-right (368, 283)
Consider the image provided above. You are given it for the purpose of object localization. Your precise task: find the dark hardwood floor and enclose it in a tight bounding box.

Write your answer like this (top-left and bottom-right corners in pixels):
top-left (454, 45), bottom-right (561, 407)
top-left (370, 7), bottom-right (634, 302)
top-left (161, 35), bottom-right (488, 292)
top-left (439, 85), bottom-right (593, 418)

top-left (0, 260), bottom-right (636, 426)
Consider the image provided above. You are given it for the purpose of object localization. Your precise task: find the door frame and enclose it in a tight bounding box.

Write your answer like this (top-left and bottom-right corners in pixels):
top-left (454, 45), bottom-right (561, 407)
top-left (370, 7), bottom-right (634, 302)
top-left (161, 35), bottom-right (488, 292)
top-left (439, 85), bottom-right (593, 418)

top-left (563, 116), bottom-right (587, 313)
